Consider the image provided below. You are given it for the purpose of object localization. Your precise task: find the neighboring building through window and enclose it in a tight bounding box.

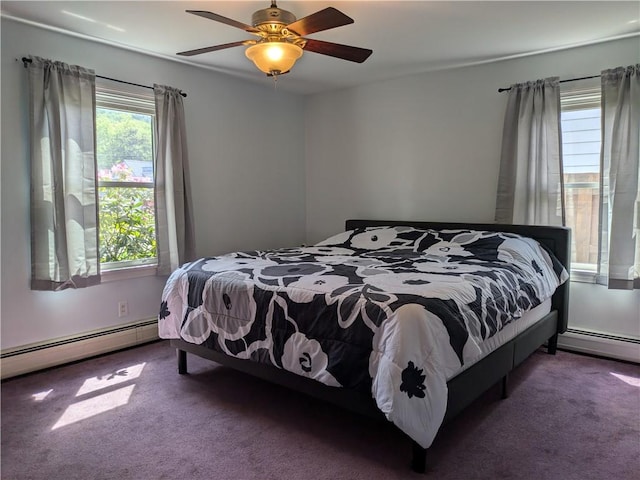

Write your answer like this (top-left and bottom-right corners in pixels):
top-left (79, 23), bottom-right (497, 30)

top-left (560, 86), bottom-right (601, 274)
top-left (96, 86), bottom-right (156, 271)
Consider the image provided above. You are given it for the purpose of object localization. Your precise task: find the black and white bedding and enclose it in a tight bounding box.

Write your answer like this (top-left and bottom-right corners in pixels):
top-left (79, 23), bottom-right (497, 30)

top-left (158, 226), bottom-right (568, 448)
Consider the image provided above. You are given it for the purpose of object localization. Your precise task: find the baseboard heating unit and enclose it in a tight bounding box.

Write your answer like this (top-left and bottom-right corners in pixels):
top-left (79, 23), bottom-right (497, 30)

top-left (1, 319), bottom-right (158, 380)
top-left (559, 328), bottom-right (640, 363)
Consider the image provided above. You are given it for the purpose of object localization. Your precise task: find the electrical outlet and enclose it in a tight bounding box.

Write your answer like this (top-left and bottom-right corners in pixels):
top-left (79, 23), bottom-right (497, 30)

top-left (118, 301), bottom-right (128, 318)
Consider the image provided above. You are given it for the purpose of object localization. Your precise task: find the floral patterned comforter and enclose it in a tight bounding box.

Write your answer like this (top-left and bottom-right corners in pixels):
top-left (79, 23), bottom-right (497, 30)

top-left (158, 226), bottom-right (568, 448)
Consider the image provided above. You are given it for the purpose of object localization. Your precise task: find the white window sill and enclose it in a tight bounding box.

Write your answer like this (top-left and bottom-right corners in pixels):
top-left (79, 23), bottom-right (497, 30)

top-left (101, 264), bottom-right (157, 282)
top-left (570, 269), bottom-right (598, 284)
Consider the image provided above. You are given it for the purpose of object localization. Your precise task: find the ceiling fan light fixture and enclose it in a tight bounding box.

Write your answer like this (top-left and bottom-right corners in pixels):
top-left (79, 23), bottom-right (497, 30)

top-left (245, 41), bottom-right (303, 75)
top-left (179, 4), bottom-right (372, 75)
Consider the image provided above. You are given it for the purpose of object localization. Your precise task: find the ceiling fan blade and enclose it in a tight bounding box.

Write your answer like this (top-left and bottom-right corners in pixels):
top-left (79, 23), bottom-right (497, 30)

top-left (177, 41), bottom-right (252, 57)
top-left (303, 39), bottom-right (372, 63)
top-left (287, 7), bottom-right (353, 36)
top-left (186, 10), bottom-right (259, 34)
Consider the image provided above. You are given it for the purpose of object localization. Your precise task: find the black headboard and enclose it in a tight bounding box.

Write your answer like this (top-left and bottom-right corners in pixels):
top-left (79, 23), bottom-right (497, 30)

top-left (345, 219), bottom-right (571, 333)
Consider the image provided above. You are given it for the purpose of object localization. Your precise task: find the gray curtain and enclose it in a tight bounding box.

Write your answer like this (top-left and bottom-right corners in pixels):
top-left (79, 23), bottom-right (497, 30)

top-left (598, 64), bottom-right (640, 289)
top-left (153, 84), bottom-right (195, 275)
top-left (495, 77), bottom-right (565, 226)
top-left (27, 56), bottom-right (100, 290)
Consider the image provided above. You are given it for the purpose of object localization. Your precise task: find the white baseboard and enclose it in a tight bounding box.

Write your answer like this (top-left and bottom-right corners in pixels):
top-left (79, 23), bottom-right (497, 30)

top-left (0, 320), bottom-right (159, 380)
top-left (558, 329), bottom-right (640, 363)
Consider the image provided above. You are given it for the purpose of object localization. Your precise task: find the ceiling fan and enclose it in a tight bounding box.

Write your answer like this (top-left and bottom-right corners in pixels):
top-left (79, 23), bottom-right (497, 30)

top-left (177, 1), bottom-right (373, 77)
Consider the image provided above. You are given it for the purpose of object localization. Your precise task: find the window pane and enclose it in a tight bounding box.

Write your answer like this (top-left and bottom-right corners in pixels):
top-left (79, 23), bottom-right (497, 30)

top-left (563, 154), bottom-right (601, 174)
top-left (99, 186), bottom-right (156, 264)
top-left (561, 98), bottom-right (601, 272)
top-left (561, 107), bottom-right (601, 175)
top-left (96, 108), bottom-right (154, 182)
top-left (563, 176), bottom-right (599, 270)
top-left (96, 95), bottom-right (156, 271)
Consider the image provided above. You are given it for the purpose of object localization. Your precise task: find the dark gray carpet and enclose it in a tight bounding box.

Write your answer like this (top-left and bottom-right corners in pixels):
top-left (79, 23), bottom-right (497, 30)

top-left (1, 341), bottom-right (638, 479)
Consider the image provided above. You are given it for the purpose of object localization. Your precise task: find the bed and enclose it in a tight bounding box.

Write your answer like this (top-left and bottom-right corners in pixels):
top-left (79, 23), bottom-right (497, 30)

top-left (158, 219), bottom-right (570, 473)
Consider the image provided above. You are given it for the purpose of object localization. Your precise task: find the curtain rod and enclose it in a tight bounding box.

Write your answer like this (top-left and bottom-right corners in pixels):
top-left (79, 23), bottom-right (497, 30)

top-left (21, 57), bottom-right (187, 98)
top-left (497, 74), bottom-right (601, 93)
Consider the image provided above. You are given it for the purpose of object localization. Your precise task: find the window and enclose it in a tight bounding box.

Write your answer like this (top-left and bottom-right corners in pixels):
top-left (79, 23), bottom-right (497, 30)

top-left (96, 86), bottom-right (156, 272)
top-left (560, 86), bottom-right (601, 276)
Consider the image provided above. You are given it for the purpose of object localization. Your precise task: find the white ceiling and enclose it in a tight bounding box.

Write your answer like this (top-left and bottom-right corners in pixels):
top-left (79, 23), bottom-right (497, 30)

top-left (2, 1), bottom-right (639, 95)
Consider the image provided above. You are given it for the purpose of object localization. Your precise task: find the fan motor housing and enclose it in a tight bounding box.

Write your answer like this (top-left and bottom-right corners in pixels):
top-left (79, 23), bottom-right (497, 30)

top-left (252, 7), bottom-right (296, 27)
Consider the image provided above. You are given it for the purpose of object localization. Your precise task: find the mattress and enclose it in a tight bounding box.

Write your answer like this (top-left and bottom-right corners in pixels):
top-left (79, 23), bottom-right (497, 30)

top-left (448, 298), bottom-right (551, 380)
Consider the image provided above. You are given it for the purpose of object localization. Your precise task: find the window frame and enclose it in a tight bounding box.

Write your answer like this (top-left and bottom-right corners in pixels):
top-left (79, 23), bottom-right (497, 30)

top-left (560, 85), bottom-right (602, 283)
top-left (95, 84), bottom-right (158, 279)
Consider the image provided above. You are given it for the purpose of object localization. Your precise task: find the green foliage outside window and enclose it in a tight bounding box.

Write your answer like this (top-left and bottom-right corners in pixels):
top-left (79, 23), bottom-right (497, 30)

top-left (98, 176), bottom-right (156, 264)
top-left (96, 109), bottom-right (153, 170)
top-left (96, 107), bottom-right (156, 265)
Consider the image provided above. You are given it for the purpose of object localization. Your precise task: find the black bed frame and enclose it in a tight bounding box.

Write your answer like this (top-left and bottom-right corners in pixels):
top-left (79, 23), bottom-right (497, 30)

top-left (170, 219), bottom-right (570, 473)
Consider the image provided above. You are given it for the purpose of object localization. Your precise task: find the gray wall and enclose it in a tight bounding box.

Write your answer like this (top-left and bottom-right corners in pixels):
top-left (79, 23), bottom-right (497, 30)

top-left (304, 37), bottom-right (640, 339)
top-left (1, 17), bottom-right (638, 351)
top-left (1, 18), bottom-right (306, 349)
